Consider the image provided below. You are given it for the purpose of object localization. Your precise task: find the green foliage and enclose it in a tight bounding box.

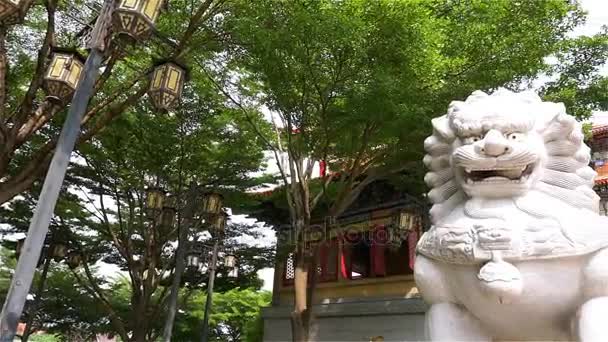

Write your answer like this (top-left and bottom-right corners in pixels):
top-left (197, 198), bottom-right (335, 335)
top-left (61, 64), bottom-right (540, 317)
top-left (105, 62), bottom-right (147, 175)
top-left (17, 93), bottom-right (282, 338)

top-left (225, 0), bottom-right (603, 218)
top-left (28, 334), bottom-right (61, 342)
top-left (174, 288), bottom-right (271, 342)
top-left (540, 29), bottom-right (608, 119)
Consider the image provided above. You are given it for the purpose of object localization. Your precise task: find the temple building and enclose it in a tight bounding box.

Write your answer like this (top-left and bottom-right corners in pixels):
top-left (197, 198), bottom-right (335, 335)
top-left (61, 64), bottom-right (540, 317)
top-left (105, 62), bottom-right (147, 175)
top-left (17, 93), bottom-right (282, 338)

top-left (253, 123), bottom-right (608, 340)
top-left (590, 124), bottom-right (608, 215)
top-left (251, 179), bottom-right (428, 341)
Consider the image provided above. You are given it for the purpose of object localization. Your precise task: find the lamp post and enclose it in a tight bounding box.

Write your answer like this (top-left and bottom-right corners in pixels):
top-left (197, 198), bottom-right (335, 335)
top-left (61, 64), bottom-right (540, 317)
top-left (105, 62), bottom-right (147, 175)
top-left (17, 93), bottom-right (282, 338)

top-left (162, 186), bottom-right (221, 341)
top-left (0, 0), bottom-right (177, 337)
top-left (0, 1), bottom-right (115, 338)
top-left (200, 209), bottom-right (227, 342)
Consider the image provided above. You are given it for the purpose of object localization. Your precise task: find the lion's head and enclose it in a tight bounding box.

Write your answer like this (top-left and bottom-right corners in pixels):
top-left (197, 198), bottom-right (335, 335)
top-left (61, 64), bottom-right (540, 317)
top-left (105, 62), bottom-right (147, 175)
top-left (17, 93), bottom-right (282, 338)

top-left (423, 89), bottom-right (599, 225)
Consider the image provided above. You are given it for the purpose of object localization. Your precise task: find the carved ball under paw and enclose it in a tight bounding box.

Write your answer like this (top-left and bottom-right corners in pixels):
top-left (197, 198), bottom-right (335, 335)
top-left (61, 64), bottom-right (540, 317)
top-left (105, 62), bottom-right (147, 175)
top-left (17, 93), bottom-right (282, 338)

top-left (478, 259), bottom-right (523, 304)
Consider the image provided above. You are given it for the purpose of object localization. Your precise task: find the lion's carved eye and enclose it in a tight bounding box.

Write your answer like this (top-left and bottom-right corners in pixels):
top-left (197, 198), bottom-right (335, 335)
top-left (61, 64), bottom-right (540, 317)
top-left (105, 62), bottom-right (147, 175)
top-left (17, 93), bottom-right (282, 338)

top-left (463, 136), bottom-right (482, 144)
top-left (506, 132), bottom-right (522, 141)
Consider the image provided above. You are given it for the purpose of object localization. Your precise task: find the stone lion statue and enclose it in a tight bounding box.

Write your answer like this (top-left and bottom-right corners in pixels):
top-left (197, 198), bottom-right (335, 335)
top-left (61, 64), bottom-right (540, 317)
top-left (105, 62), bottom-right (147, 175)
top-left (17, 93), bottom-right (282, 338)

top-left (415, 88), bottom-right (608, 341)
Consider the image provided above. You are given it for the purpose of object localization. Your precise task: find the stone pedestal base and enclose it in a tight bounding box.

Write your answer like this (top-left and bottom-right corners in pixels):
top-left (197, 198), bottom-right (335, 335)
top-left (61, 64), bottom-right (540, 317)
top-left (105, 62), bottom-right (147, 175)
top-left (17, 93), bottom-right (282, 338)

top-left (262, 297), bottom-right (427, 341)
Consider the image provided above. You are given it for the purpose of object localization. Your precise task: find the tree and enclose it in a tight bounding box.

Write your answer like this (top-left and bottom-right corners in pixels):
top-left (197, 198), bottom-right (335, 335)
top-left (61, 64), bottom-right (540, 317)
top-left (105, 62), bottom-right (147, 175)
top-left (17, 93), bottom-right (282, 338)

top-left (53, 102), bottom-right (268, 341)
top-left (173, 288), bottom-right (271, 342)
top-left (1, 83), bottom-right (273, 341)
top-left (1, 236), bottom-right (273, 341)
top-left (0, 0), bottom-right (229, 204)
top-left (539, 29), bottom-right (608, 119)
top-left (222, 0), bottom-right (607, 340)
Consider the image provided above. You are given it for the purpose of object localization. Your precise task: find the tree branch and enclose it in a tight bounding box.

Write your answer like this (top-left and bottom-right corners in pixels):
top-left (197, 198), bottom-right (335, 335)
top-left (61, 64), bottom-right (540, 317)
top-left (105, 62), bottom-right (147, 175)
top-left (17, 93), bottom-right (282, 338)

top-left (71, 268), bottom-right (129, 342)
top-left (13, 0), bottom-right (57, 130)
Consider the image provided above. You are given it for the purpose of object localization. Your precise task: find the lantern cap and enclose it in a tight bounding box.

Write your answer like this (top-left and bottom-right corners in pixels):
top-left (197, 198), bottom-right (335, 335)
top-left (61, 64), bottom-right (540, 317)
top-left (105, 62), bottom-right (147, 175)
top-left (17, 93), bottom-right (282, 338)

top-left (50, 46), bottom-right (87, 64)
top-left (151, 58), bottom-right (191, 82)
top-left (202, 191), bottom-right (224, 199)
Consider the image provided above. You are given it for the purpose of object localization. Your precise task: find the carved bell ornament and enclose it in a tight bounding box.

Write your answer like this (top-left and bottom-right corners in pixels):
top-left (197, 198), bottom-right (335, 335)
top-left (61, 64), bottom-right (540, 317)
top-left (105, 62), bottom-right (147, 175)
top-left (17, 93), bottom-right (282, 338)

top-left (112, 0), bottom-right (164, 41)
top-left (148, 62), bottom-right (187, 111)
top-left (0, 0), bottom-right (22, 25)
top-left (44, 49), bottom-right (86, 102)
top-left (201, 192), bottom-right (223, 216)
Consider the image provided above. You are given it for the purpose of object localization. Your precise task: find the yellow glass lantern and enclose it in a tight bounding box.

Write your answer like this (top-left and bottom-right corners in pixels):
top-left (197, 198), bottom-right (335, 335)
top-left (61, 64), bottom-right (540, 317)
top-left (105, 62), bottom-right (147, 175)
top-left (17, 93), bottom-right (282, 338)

top-left (66, 251), bottom-right (82, 269)
top-left (201, 192), bottom-right (223, 216)
top-left (160, 194), bottom-right (177, 227)
top-left (146, 187), bottom-right (165, 210)
top-left (146, 187), bottom-right (165, 218)
top-left (0, 0), bottom-right (22, 25)
top-left (392, 210), bottom-right (413, 231)
top-left (112, 0), bottom-right (164, 41)
top-left (186, 252), bottom-right (200, 268)
top-left (44, 49), bottom-right (85, 102)
top-left (209, 211), bottom-right (228, 232)
top-left (51, 243), bottom-right (67, 261)
top-left (148, 62), bottom-right (186, 111)
top-left (224, 254), bottom-right (236, 268)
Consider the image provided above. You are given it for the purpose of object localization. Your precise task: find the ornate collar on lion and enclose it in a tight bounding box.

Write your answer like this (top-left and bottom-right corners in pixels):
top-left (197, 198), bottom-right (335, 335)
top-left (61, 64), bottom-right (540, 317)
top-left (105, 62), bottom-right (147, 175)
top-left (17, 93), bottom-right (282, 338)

top-left (416, 217), bottom-right (608, 265)
top-left (419, 88), bottom-right (608, 265)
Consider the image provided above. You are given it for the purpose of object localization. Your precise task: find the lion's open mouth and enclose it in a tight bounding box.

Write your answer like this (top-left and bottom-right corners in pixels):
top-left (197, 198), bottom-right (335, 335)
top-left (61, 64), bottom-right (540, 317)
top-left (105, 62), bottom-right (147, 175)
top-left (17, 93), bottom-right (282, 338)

top-left (463, 163), bottom-right (535, 184)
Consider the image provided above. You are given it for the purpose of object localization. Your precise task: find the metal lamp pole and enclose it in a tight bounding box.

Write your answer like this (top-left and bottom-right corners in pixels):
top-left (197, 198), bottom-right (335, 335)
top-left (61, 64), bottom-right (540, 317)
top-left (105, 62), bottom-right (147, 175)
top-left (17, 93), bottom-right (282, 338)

top-left (162, 183), bottom-right (198, 342)
top-left (0, 1), bottom-right (113, 339)
top-left (200, 237), bottom-right (220, 342)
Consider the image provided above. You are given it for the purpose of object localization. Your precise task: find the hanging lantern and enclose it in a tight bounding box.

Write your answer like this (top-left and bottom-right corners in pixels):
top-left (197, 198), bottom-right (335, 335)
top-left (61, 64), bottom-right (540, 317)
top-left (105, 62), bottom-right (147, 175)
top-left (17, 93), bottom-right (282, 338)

top-left (186, 252), bottom-right (200, 268)
top-left (148, 62), bottom-right (187, 111)
top-left (393, 210), bottom-right (413, 231)
top-left (201, 192), bottom-right (223, 216)
top-left (146, 187), bottom-right (165, 218)
top-left (197, 261), bottom-right (207, 273)
top-left (44, 49), bottom-right (86, 102)
top-left (50, 243), bottom-right (67, 261)
top-left (0, 0), bottom-right (22, 25)
top-left (161, 194), bottom-right (177, 227)
top-left (224, 254), bottom-right (236, 268)
top-left (209, 211), bottom-right (228, 232)
top-left (66, 251), bottom-right (82, 269)
top-left (112, 0), bottom-right (164, 41)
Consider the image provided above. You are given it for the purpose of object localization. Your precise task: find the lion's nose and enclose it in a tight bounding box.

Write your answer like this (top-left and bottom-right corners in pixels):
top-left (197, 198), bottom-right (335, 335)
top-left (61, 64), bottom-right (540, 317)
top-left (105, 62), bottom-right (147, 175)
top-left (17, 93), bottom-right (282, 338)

top-left (479, 129), bottom-right (511, 157)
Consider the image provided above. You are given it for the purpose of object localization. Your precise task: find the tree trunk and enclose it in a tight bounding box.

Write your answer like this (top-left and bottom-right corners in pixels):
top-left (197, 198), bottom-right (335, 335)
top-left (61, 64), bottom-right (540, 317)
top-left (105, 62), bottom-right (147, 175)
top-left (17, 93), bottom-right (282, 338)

top-left (291, 251), bottom-right (309, 342)
top-left (161, 218), bottom-right (190, 341)
top-left (291, 246), bottom-right (319, 342)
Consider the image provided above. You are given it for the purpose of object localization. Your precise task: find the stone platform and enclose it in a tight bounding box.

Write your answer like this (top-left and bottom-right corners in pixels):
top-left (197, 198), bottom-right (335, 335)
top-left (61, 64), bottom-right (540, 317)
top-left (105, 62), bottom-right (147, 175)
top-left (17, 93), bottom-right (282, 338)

top-left (262, 297), bottom-right (426, 341)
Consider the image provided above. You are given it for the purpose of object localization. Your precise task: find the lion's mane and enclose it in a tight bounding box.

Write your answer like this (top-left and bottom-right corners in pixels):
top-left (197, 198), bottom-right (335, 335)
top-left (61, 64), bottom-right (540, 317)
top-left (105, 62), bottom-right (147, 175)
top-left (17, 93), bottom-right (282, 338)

top-left (423, 89), bottom-right (599, 227)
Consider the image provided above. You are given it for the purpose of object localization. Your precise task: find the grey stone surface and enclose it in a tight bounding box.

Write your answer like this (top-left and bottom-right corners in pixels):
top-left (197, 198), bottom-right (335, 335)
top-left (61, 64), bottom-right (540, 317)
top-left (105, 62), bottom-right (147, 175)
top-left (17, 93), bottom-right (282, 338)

top-left (262, 298), bottom-right (427, 341)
